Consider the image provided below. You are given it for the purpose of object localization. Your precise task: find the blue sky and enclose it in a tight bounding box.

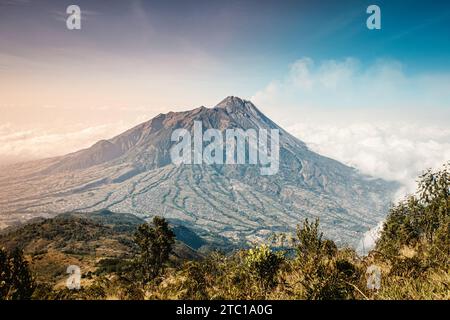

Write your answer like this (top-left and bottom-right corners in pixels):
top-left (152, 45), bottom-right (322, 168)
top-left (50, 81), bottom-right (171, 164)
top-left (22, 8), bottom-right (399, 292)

top-left (1, 0), bottom-right (449, 117)
top-left (2, 0), bottom-right (450, 81)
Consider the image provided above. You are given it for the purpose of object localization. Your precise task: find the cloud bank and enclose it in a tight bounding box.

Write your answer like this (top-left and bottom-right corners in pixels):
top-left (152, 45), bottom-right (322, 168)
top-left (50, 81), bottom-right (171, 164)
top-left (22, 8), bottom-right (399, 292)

top-left (0, 119), bottom-right (145, 166)
top-left (288, 121), bottom-right (450, 198)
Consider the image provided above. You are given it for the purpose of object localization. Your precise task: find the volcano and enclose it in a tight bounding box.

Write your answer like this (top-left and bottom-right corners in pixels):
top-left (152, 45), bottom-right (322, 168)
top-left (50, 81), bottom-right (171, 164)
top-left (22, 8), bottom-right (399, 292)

top-left (0, 97), bottom-right (397, 247)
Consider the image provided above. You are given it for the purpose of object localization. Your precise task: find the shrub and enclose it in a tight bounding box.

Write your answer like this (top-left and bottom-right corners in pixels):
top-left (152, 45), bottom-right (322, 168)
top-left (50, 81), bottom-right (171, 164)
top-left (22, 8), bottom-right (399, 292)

top-left (244, 244), bottom-right (284, 291)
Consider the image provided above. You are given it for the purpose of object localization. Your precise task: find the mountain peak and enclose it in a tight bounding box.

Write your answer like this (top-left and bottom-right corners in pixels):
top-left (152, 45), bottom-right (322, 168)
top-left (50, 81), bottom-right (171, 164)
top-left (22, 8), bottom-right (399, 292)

top-left (216, 96), bottom-right (249, 109)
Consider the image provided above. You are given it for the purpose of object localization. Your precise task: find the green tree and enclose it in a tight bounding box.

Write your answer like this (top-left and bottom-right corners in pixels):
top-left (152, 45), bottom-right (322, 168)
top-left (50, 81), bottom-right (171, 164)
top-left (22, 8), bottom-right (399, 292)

top-left (295, 218), bottom-right (337, 260)
top-left (133, 216), bottom-right (176, 284)
top-left (0, 248), bottom-right (35, 300)
top-left (377, 162), bottom-right (450, 262)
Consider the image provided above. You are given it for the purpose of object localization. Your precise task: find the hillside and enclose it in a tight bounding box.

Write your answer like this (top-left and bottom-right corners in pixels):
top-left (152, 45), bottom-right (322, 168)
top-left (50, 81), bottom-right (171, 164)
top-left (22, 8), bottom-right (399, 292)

top-left (0, 210), bottom-right (203, 286)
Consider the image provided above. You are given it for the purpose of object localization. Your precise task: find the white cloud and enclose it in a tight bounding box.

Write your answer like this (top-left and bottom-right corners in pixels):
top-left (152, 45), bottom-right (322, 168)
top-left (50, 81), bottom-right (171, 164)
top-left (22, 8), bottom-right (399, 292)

top-left (0, 117), bottom-right (148, 166)
top-left (288, 121), bottom-right (450, 199)
top-left (252, 57), bottom-right (450, 113)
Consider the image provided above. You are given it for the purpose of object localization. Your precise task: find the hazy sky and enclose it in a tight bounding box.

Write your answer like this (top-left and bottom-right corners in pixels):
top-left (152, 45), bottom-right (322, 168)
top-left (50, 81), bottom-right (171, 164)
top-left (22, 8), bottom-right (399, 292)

top-left (1, 0), bottom-right (449, 193)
